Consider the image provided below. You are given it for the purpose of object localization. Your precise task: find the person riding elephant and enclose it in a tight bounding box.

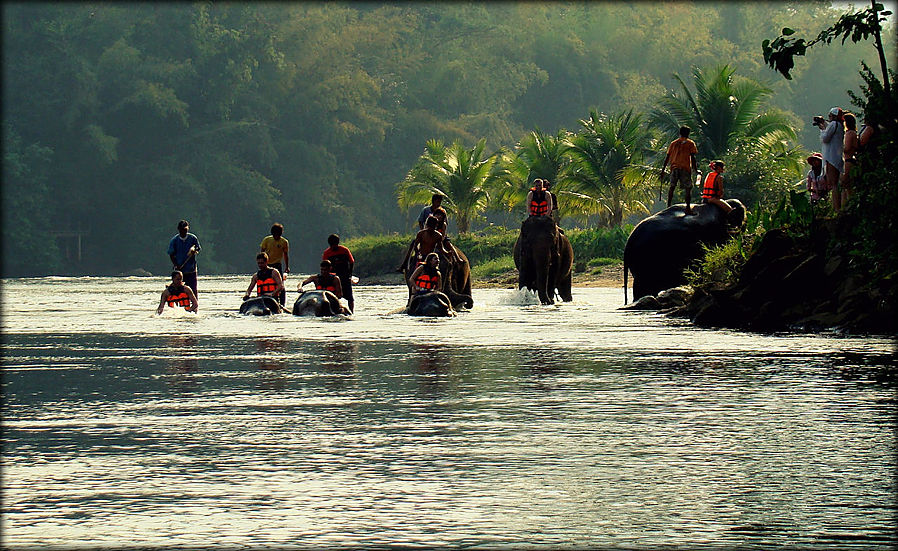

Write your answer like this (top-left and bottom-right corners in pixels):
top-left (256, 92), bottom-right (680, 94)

top-left (623, 199), bottom-right (746, 303)
top-left (513, 215), bottom-right (573, 304)
top-left (401, 236), bottom-right (473, 310)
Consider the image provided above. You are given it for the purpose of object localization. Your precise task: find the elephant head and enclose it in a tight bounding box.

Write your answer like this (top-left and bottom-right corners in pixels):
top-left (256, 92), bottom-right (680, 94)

top-left (240, 296), bottom-right (283, 316)
top-left (408, 291), bottom-right (455, 317)
top-left (516, 216), bottom-right (562, 304)
top-left (292, 290), bottom-right (344, 316)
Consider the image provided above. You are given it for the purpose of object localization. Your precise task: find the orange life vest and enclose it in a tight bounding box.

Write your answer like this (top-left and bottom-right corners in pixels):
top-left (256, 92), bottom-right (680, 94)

top-left (256, 268), bottom-right (278, 295)
top-left (315, 273), bottom-right (338, 292)
top-left (529, 188), bottom-right (549, 216)
top-left (702, 171), bottom-right (723, 200)
top-left (166, 285), bottom-right (191, 309)
top-left (414, 269), bottom-right (439, 291)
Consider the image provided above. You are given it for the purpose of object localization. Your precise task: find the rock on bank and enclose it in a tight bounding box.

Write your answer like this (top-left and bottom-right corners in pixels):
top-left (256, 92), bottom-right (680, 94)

top-left (668, 223), bottom-right (897, 335)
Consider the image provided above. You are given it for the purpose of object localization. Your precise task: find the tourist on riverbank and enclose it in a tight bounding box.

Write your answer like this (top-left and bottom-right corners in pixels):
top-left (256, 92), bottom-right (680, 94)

top-left (841, 112), bottom-right (859, 206)
top-left (806, 152), bottom-right (827, 203)
top-left (816, 107), bottom-right (844, 211)
top-left (167, 220), bottom-right (201, 296)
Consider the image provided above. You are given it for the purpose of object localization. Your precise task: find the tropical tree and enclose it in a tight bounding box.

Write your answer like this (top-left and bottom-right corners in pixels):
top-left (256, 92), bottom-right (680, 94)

top-left (562, 109), bottom-right (657, 227)
top-left (493, 128), bottom-right (572, 217)
top-left (395, 138), bottom-right (501, 234)
top-left (649, 65), bottom-right (798, 161)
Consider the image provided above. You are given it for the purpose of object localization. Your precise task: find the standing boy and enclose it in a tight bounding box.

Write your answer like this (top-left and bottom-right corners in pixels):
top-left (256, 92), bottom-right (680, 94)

top-left (260, 223), bottom-right (289, 305)
top-left (661, 126), bottom-right (699, 214)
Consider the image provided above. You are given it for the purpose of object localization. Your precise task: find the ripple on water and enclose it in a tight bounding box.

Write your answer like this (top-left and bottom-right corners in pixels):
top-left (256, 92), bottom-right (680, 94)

top-left (1, 278), bottom-right (895, 548)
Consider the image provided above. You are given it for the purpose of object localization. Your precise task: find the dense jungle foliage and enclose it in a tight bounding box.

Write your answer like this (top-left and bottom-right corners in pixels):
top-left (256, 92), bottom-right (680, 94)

top-left (2, 2), bottom-right (892, 276)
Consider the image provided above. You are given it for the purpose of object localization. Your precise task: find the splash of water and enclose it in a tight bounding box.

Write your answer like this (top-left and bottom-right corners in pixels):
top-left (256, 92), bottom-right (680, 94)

top-left (496, 287), bottom-right (541, 305)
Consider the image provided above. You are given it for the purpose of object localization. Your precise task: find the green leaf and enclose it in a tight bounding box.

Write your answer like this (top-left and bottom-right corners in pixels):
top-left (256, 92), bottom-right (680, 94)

top-left (782, 27), bottom-right (795, 36)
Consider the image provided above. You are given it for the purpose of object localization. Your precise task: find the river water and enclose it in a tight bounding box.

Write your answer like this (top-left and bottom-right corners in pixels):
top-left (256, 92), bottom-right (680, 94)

top-left (2, 276), bottom-right (896, 549)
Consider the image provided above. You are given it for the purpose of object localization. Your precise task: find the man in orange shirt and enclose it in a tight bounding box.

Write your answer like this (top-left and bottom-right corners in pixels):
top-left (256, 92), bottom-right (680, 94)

top-left (660, 126), bottom-right (699, 214)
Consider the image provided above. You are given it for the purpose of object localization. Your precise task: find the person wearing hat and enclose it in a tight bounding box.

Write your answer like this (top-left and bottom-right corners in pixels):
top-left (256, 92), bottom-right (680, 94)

top-left (815, 107), bottom-right (845, 211)
top-left (700, 160), bottom-right (733, 214)
top-left (805, 152), bottom-right (827, 203)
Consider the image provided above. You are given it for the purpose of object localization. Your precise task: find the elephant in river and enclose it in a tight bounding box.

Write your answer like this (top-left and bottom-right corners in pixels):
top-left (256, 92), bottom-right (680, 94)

top-left (402, 242), bottom-right (473, 310)
top-left (407, 291), bottom-right (455, 317)
top-left (239, 296), bottom-right (285, 316)
top-left (513, 215), bottom-right (573, 304)
top-left (623, 200), bottom-right (746, 303)
top-left (292, 290), bottom-right (348, 316)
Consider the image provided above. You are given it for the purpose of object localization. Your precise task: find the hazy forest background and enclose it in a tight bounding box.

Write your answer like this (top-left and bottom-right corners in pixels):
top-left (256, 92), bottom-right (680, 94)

top-left (3, 2), bottom-right (893, 276)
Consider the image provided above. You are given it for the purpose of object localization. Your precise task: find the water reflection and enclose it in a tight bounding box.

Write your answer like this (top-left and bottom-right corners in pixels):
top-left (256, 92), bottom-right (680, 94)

top-left (255, 338), bottom-right (288, 391)
top-left (164, 335), bottom-right (199, 393)
top-left (414, 344), bottom-right (454, 399)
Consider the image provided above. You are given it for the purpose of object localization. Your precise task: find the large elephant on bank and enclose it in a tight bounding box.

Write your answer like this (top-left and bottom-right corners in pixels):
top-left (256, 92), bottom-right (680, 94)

top-left (513, 215), bottom-right (573, 304)
top-left (292, 290), bottom-right (348, 316)
top-left (402, 242), bottom-right (473, 310)
top-left (623, 200), bottom-right (746, 303)
top-left (407, 291), bottom-right (455, 317)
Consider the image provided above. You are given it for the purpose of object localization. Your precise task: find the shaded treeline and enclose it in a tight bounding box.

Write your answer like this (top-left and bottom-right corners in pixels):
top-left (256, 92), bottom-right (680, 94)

top-left (2, 2), bottom-right (885, 276)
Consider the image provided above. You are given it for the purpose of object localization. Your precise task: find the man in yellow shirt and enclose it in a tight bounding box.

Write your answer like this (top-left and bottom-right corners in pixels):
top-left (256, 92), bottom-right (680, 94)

top-left (260, 223), bottom-right (289, 305)
top-left (660, 126), bottom-right (699, 214)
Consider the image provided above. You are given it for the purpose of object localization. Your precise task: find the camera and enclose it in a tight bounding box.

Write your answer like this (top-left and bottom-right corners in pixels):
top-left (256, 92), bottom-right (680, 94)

top-left (812, 115), bottom-right (824, 125)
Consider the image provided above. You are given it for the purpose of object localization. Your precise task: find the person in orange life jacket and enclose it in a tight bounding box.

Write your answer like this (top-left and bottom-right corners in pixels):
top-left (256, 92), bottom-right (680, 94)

top-left (168, 219), bottom-right (201, 296)
top-left (806, 152), bottom-right (827, 203)
top-left (661, 126), bottom-right (699, 214)
top-left (260, 223), bottom-right (289, 305)
top-left (156, 270), bottom-right (198, 314)
top-left (322, 234), bottom-right (354, 313)
top-left (398, 215), bottom-right (447, 272)
top-left (700, 160), bottom-right (733, 215)
top-left (408, 252), bottom-right (441, 303)
top-left (243, 252), bottom-right (284, 302)
top-left (300, 260), bottom-right (344, 299)
top-left (526, 179), bottom-right (554, 217)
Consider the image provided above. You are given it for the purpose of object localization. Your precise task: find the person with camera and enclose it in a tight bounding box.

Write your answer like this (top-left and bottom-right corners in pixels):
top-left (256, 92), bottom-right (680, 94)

top-left (815, 108), bottom-right (845, 211)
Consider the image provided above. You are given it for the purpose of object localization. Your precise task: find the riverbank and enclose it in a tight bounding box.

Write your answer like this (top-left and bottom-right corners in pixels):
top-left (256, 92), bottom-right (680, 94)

top-left (360, 262), bottom-right (625, 288)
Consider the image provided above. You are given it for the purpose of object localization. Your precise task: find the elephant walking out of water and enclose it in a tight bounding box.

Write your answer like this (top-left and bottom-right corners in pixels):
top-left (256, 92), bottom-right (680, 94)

top-left (401, 241), bottom-right (473, 310)
top-left (623, 200), bottom-right (746, 303)
top-left (514, 215), bottom-right (573, 304)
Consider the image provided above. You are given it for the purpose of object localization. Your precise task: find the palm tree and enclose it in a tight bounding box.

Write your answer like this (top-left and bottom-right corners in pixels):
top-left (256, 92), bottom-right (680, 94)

top-left (396, 138), bottom-right (500, 234)
top-left (562, 109), bottom-right (656, 227)
top-left (650, 65), bottom-right (797, 161)
top-left (494, 128), bottom-right (572, 218)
